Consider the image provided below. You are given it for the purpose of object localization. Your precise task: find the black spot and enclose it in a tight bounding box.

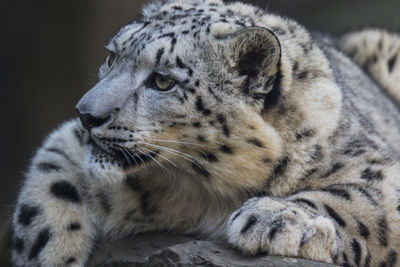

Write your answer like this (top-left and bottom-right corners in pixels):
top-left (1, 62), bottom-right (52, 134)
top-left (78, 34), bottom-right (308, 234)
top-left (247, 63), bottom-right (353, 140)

top-left (231, 210), bottom-right (242, 222)
top-left (195, 80), bottom-right (200, 87)
top-left (13, 237), bottom-right (24, 254)
top-left (67, 222), bottom-right (81, 231)
top-left (322, 187), bottom-right (351, 200)
top-left (50, 181), bottom-right (81, 203)
top-left (332, 253), bottom-right (339, 264)
top-left (29, 227), bottom-right (52, 259)
top-left (140, 191), bottom-right (157, 217)
top-left (155, 48), bottom-right (165, 65)
top-left (291, 198), bottom-right (317, 209)
top-left (124, 209), bottom-right (137, 221)
top-left (177, 96), bottom-right (185, 104)
top-left (300, 168), bottom-right (318, 180)
top-left (46, 147), bottom-right (72, 162)
top-left (297, 71), bottom-right (308, 80)
top-left (270, 156), bottom-right (290, 179)
top-left (378, 39), bottom-right (383, 50)
top-left (97, 190), bottom-right (112, 214)
top-left (192, 122), bottom-right (201, 128)
top-left (348, 185), bottom-right (378, 206)
top-left (216, 114), bottom-right (226, 124)
top-left (365, 253), bottom-right (371, 267)
top-left (324, 205), bottom-right (346, 227)
top-left (247, 138), bottom-right (264, 148)
top-left (201, 152), bottom-right (219, 162)
top-left (208, 87), bottom-right (222, 102)
top-left (195, 96), bottom-right (211, 116)
top-left (351, 239), bottom-right (361, 266)
top-left (240, 215), bottom-right (257, 234)
top-left (220, 144), bottom-right (233, 154)
top-left (269, 218), bottom-right (284, 240)
top-left (295, 128), bottom-right (315, 140)
top-left (235, 20), bottom-right (246, 27)
top-left (361, 168), bottom-right (383, 181)
top-left (309, 145), bottom-right (323, 162)
top-left (191, 161), bottom-right (211, 178)
top-left (292, 61), bottom-right (299, 72)
top-left (197, 135), bottom-right (206, 142)
top-left (242, 77), bottom-right (250, 94)
top-left (125, 174), bottom-right (141, 191)
top-left (186, 87), bottom-right (196, 94)
top-left (300, 231), bottom-right (310, 246)
top-left (66, 257), bottom-right (76, 264)
top-left (222, 125), bottom-right (230, 137)
top-left (37, 162), bottom-right (62, 173)
top-left (215, 114), bottom-right (230, 138)
top-left (342, 252), bottom-right (350, 267)
top-left (343, 139), bottom-right (371, 157)
top-left (388, 54), bottom-right (397, 73)
top-left (158, 32), bottom-right (175, 39)
top-left (387, 250), bottom-right (397, 266)
top-left (321, 163), bottom-right (343, 178)
top-left (73, 128), bottom-right (84, 145)
top-left (18, 204), bottom-right (40, 227)
top-left (176, 56), bottom-right (186, 69)
top-left (368, 159), bottom-right (385, 165)
top-left (262, 157), bottom-right (272, 164)
top-left (377, 216), bottom-right (388, 246)
top-left (170, 38), bottom-right (177, 52)
top-left (356, 220), bottom-right (369, 239)
top-left (133, 92), bottom-right (139, 111)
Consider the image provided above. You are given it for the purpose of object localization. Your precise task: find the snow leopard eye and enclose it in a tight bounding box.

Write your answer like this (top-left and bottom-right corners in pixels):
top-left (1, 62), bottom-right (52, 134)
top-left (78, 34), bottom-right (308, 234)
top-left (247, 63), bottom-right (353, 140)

top-left (107, 51), bottom-right (116, 67)
top-left (153, 73), bottom-right (175, 91)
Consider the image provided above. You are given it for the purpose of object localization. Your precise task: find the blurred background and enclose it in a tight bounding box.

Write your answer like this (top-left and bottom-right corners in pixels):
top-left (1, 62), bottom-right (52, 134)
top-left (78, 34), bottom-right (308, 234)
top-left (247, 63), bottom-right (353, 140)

top-left (1, 0), bottom-right (399, 242)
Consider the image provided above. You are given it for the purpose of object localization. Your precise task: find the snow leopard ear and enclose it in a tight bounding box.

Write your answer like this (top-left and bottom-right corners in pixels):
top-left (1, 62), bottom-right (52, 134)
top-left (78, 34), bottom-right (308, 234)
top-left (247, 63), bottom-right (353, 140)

top-left (228, 27), bottom-right (281, 95)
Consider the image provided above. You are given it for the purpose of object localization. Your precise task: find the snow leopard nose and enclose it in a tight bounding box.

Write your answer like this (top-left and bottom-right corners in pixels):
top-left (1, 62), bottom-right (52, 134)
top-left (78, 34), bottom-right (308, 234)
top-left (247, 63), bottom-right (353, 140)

top-left (75, 108), bottom-right (112, 131)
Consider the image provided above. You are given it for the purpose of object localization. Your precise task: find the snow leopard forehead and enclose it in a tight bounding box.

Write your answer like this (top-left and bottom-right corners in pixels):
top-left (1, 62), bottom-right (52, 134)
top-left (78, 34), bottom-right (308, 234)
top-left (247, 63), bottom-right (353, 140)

top-left (107, 0), bottom-right (261, 59)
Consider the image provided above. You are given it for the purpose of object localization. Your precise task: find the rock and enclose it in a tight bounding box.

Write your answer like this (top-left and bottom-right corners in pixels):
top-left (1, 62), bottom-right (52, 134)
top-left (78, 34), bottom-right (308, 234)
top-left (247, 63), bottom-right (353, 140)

top-left (89, 232), bottom-right (339, 267)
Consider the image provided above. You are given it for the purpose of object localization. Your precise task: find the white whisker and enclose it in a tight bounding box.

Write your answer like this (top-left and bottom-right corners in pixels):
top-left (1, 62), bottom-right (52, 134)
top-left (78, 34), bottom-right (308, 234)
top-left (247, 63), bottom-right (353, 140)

top-left (123, 149), bottom-right (139, 167)
top-left (118, 147), bottom-right (132, 168)
top-left (141, 142), bottom-right (204, 170)
top-left (136, 148), bottom-right (169, 172)
top-left (141, 147), bottom-right (178, 168)
top-left (141, 142), bottom-right (196, 159)
top-left (143, 138), bottom-right (203, 147)
top-left (133, 151), bottom-right (145, 164)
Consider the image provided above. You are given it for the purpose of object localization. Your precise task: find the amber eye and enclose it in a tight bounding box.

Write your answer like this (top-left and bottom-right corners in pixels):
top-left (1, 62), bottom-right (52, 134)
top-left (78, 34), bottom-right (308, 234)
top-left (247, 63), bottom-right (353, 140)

top-left (153, 73), bottom-right (175, 91)
top-left (107, 51), bottom-right (116, 67)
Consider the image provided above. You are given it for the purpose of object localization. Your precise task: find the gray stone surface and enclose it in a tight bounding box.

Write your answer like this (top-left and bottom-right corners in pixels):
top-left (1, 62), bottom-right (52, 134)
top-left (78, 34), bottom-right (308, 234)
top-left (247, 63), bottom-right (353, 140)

top-left (90, 232), bottom-right (339, 267)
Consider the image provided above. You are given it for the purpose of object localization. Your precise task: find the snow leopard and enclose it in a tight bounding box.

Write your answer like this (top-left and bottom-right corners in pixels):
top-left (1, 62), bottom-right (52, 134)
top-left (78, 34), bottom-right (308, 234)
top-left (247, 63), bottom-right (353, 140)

top-left (12, 0), bottom-right (400, 266)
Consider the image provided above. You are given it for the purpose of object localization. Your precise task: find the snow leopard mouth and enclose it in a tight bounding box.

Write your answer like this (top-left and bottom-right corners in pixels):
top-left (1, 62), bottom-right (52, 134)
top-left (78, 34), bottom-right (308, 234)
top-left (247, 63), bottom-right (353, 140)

top-left (88, 137), bottom-right (158, 170)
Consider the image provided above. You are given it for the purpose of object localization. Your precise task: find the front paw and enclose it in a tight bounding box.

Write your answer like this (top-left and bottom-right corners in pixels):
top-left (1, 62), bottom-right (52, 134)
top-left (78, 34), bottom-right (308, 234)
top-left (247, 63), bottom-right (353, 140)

top-left (226, 197), bottom-right (337, 263)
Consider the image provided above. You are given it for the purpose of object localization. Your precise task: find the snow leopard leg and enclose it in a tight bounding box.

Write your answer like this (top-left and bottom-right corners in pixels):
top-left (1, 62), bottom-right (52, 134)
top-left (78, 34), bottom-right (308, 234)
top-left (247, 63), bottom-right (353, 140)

top-left (339, 29), bottom-right (400, 105)
top-left (227, 183), bottom-right (397, 266)
top-left (12, 120), bottom-right (96, 267)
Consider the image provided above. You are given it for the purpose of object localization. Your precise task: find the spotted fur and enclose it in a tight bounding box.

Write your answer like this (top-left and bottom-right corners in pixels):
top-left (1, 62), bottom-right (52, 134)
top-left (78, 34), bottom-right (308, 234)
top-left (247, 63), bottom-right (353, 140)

top-left (340, 29), bottom-right (400, 106)
top-left (12, 1), bottom-right (400, 266)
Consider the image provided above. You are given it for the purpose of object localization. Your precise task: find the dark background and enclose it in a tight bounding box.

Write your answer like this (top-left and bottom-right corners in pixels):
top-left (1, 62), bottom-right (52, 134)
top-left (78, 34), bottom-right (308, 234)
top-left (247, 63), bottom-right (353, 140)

top-left (1, 0), bottom-right (399, 227)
